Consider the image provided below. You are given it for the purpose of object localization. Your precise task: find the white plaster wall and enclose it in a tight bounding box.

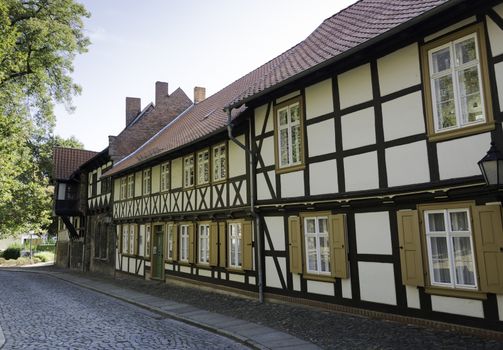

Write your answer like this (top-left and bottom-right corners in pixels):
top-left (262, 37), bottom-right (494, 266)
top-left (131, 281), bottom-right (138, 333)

top-left (431, 295), bottom-right (484, 318)
top-left (386, 141), bottom-right (430, 187)
top-left (122, 256), bottom-right (128, 272)
top-left (309, 160), bottom-right (338, 195)
top-left (495, 62), bottom-right (503, 112)
top-left (338, 64), bottom-right (373, 109)
top-left (437, 133), bottom-right (491, 180)
top-left (137, 261), bottom-right (144, 277)
top-left (424, 17), bottom-right (476, 42)
top-left (179, 265), bottom-right (191, 274)
top-left (165, 263), bottom-right (173, 270)
top-left (145, 261), bottom-right (151, 267)
top-left (305, 79), bottom-right (334, 120)
top-left (276, 91), bottom-right (301, 104)
top-left (264, 216), bottom-right (286, 251)
top-left (129, 258), bottom-right (136, 273)
top-left (292, 274), bottom-right (301, 291)
top-left (265, 256), bottom-right (285, 289)
top-left (116, 250), bottom-right (120, 269)
top-left (248, 276), bottom-right (256, 285)
top-left (259, 136), bottom-right (275, 167)
top-left (254, 104), bottom-right (274, 135)
top-left (229, 135), bottom-right (246, 178)
top-left (171, 157), bottom-right (182, 189)
top-left (212, 186), bottom-right (226, 208)
top-left (307, 280), bottom-right (334, 296)
top-left (344, 151), bottom-right (379, 191)
top-left (358, 262), bottom-right (397, 305)
top-left (228, 273), bottom-right (245, 283)
top-left (307, 118), bottom-right (336, 157)
top-left (382, 91), bottom-right (425, 141)
top-left (405, 286), bottom-right (420, 309)
top-left (134, 171), bottom-right (142, 197)
top-left (97, 168), bottom-right (102, 195)
top-left (498, 295), bottom-right (503, 321)
top-left (281, 171), bottom-right (304, 198)
top-left (198, 268), bottom-right (212, 277)
top-left (151, 165), bottom-right (160, 194)
top-left (341, 277), bottom-right (352, 299)
top-left (495, 3), bottom-right (503, 17)
top-left (487, 16), bottom-right (503, 57)
top-left (377, 44), bottom-right (421, 96)
top-left (355, 212), bottom-right (392, 255)
top-left (341, 107), bottom-right (375, 150)
top-left (257, 171), bottom-right (276, 200)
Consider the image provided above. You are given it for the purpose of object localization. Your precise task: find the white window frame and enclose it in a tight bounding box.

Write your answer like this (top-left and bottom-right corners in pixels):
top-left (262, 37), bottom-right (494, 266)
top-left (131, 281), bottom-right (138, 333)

top-left (198, 224), bottom-right (210, 264)
top-left (197, 149), bottom-right (210, 185)
top-left (166, 223), bottom-right (174, 260)
top-left (424, 208), bottom-right (478, 290)
top-left (303, 216), bottom-right (331, 275)
top-left (129, 225), bottom-right (135, 255)
top-left (428, 33), bottom-right (485, 133)
top-left (179, 224), bottom-right (189, 262)
top-left (212, 143), bottom-right (226, 182)
top-left (143, 168), bottom-right (151, 195)
top-left (127, 175), bottom-right (134, 198)
top-left (160, 162), bottom-right (170, 192)
top-left (138, 225), bottom-right (145, 257)
top-left (183, 155), bottom-right (194, 188)
top-left (228, 223), bottom-right (242, 269)
top-left (277, 101), bottom-right (302, 169)
top-left (122, 225), bottom-right (129, 254)
top-left (145, 225), bottom-right (151, 257)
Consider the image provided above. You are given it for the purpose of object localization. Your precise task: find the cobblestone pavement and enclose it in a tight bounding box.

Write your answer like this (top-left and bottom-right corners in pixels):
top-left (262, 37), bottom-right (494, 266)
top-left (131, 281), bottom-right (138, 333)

top-left (0, 270), bottom-right (246, 350)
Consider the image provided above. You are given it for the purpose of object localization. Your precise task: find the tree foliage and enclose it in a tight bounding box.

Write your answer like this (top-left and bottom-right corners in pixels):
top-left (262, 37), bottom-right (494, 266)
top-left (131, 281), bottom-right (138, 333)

top-left (0, 0), bottom-right (90, 237)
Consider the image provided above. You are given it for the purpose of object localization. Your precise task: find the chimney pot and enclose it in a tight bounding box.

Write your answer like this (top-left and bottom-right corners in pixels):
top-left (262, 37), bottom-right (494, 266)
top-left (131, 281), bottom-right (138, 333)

top-left (194, 86), bottom-right (206, 104)
top-left (125, 97), bottom-right (141, 126)
top-left (155, 81), bottom-right (169, 108)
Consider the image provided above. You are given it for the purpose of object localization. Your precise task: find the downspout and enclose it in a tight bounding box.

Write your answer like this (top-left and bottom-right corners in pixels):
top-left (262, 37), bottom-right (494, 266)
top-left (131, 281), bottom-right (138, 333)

top-left (227, 108), bottom-right (264, 303)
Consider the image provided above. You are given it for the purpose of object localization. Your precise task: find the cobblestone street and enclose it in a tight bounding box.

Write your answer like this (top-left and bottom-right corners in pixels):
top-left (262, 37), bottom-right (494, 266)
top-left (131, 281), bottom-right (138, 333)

top-left (0, 270), bottom-right (246, 349)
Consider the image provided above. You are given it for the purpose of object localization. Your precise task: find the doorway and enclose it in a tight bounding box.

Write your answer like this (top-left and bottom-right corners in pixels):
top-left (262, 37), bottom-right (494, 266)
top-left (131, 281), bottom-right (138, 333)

top-left (151, 224), bottom-right (164, 280)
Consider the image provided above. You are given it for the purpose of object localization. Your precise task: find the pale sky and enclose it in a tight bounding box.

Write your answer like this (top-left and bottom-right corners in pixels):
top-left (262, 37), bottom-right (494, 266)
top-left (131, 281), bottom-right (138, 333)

top-left (54, 0), bottom-right (357, 151)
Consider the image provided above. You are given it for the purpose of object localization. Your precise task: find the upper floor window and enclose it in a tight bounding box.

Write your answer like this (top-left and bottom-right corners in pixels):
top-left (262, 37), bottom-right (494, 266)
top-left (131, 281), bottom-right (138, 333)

top-left (274, 96), bottom-right (304, 172)
top-left (127, 174), bottom-right (134, 198)
top-left (143, 169), bottom-right (151, 195)
top-left (183, 155), bottom-right (194, 188)
top-left (197, 149), bottom-right (210, 185)
top-left (422, 24), bottom-right (493, 141)
top-left (92, 173), bottom-right (98, 197)
top-left (160, 162), bottom-right (170, 192)
top-left (213, 144), bottom-right (226, 182)
top-left (120, 177), bottom-right (127, 200)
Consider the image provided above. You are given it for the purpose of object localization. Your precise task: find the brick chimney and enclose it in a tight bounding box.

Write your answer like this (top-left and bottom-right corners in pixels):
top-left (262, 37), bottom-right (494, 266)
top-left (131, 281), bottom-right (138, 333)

top-left (155, 81), bottom-right (169, 108)
top-left (125, 97), bottom-right (141, 126)
top-left (194, 86), bottom-right (206, 104)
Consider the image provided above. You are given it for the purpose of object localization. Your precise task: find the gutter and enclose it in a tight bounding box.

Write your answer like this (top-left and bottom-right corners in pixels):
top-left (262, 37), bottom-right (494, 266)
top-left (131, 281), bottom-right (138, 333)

top-left (226, 109), bottom-right (264, 304)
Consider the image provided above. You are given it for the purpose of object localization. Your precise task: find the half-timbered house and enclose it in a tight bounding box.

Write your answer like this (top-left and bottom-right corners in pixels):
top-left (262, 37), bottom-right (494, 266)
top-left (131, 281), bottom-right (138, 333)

top-left (101, 0), bottom-right (503, 331)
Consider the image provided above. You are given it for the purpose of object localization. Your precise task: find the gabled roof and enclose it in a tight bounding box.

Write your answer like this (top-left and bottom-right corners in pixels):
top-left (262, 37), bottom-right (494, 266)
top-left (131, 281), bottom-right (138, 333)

top-left (104, 0), bottom-right (455, 177)
top-left (53, 147), bottom-right (98, 181)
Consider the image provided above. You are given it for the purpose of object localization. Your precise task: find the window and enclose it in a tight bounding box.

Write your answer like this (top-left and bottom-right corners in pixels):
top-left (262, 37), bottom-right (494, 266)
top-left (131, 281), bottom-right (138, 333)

top-left (166, 223), bottom-right (175, 260)
top-left (274, 96), bottom-right (304, 171)
top-left (160, 162), bottom-right (170, 192)
top-left (197, 150), bottom-right (210, 185)
top-left (122, 225), bottom-right (129, 254)
top-left (288, 213), bottom-right (348, 279)
top-left (304, 216), bottom-right (330, 275)
top-left (422, 24), bottom-right (493, 140)
top-left (92, 173), bottom-right (98, 197)
top-left (143, 169), bottom-right (151, 195)
top-left (88, 174), bottom-right (92, 197)
top-left (198, 224), bottom-right (210, 264)
top-left (183, 155), bottom-right (194, 188)
top-left (138, 225), bottom-right (145, 257)
top-left (228, 223), bottom-right (242, 268)
top-left (129, 224), bottom-right (136, 255)
top-left (145, 225), bottom-right (151, 257)
top-left (424, 208), bottom-right (477, 289)
top-left (212, 144), bottom-right (226, 182)
top-left (120, 177), bottom-right (127, 200)
top-left (127, 175), bottom-right (134, 198)
top-left (179, 224), bottom-right (189, 262)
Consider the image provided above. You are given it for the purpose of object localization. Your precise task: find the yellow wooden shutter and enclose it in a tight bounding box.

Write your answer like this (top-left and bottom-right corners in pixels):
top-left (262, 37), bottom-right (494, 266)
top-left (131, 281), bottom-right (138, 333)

top-left (329, 214), bottom-right (348, 278)
top-left (473, 205), bottom-right (503, 294)
top-left (172, 223), bottom-right (178, 261)
top-left (209, 222), bottom-right (218, 266)
top-left (219, 222), bottom-right (227, 268)
top-left (242, 221), bottom-right (253, 270)
top-left (397, 210), bottom-right (424, 287)
top-left (116, 224), bottom-right (121, 250)
top-left (188, 223), bottom-right (195, 264)
top-left (288, 216), bottom-right (302, 274)
top-left (133, 224), bottom-right (139, 255)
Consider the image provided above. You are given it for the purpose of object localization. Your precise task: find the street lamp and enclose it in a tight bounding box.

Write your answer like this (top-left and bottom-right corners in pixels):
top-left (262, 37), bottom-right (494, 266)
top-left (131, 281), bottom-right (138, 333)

top-left (478, 142), bottom-right (503, 186)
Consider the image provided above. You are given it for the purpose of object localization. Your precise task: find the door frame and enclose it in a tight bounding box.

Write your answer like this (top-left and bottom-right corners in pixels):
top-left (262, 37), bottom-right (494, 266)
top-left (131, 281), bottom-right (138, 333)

top-left (151, 223), bottom-right (164, 280)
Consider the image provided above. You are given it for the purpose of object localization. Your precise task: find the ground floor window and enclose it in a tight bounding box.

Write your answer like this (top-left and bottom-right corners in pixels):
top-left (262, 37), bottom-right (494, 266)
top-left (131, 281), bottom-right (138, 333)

top-left (145, 225), bottom-right (151, 258)
top-left (228, 223), bottom-right (242, 268)
top-left (166, 223), bottom-right (175, 260)
top-left (304, 216), bottom-right (330, 275)
top-left (198, 224), bottom-right (209, 264)
top-left (180, 224), bottom-right (189, 262)
top-left (122, 225), bottom-right (129, 254)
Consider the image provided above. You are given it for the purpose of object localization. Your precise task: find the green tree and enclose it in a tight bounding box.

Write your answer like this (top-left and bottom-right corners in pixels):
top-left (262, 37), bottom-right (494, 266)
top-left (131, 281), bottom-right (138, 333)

top-left (0, 0), bottom-right (90, 237)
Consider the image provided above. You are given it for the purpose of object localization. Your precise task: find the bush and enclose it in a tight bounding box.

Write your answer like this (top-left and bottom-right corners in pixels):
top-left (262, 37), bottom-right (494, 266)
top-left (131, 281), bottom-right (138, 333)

top-left (3, 243), bottom-right (22, 260)
top-left (34, 252), bottom-right (54, 262)
top-left (37, 244), bottom-right (56, 253)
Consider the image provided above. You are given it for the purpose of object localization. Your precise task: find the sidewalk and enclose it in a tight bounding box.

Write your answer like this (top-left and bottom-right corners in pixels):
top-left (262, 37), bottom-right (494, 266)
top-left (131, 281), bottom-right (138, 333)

top-left (6, 266), bottom-right (319, 350)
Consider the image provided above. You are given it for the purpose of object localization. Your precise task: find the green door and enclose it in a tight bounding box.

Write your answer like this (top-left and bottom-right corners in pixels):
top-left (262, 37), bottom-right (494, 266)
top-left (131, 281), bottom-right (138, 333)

top-left (152, 225), bottom-right (164, 280)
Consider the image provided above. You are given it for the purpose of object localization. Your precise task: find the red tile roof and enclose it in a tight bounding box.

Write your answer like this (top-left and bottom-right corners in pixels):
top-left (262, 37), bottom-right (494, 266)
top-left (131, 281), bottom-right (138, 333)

top-left (104, 0), bottom-right (451, 177)
top-left (53, 147), bottom-right (99, 180)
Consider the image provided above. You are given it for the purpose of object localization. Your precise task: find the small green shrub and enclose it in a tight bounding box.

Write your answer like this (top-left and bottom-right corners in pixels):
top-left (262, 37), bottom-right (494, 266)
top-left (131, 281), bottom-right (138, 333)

top-left (36, 244), bottom-right (56, 253)
top-left (34, 252), bottom-right (54, 262)
top-left (3, 243), bottom-right (22, 260)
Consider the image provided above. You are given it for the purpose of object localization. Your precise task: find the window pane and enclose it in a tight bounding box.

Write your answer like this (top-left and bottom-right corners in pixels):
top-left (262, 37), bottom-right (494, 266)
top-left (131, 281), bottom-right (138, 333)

top-left (457, 67), bottom-right (483, 124)
top-left (450, 211), bottom-right (468, 231)
top-left (428, 213), bottom-right (445, 232)
top-left (452, 236), bottom-right (475, 286)
top-left (305, 219), bottom-right (316, 234)
top-left (431, 47), bottom-right (451, 73)
top-left (279, 109), bottom-right (288, 126)
top-left (319, 236), bottom-right (330, 273)
top-left (291, 125), bottom-right (301, 163)
top-left (430, 236), bottom-right (451, 284)
top-left (318, 218), bottom-right (328, 233)
top-left (455, 38), bottom-right (476, 65)
top-left (280, 129), bottom-right (289, 165)
top-left (434, 75), bottom-right (456, 129)
top-left (308, 251), bottom-right (317, 271)
top-left (290, 104), bottom-right (300, 123)
top-left (307, 236), bottom-right (316, 250)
